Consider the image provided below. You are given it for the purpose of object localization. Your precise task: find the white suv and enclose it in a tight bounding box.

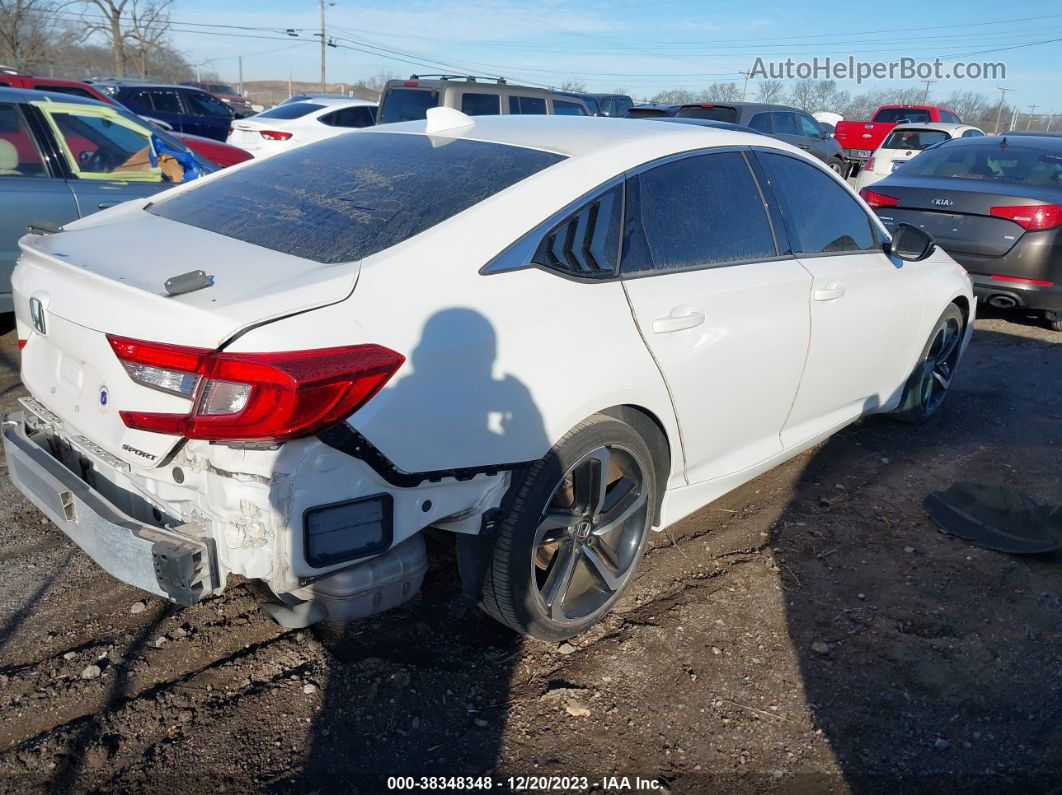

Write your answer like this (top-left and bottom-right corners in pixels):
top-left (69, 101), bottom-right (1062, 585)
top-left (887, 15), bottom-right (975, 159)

top-left (4, 112), bottom-right (974, 640)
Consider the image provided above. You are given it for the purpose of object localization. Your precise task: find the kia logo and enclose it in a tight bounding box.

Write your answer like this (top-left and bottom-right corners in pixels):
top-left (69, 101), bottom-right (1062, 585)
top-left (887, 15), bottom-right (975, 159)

top-left (29, 297), bottom-right (46, 335)
top-left (931, 197), bottom-right (954, 207)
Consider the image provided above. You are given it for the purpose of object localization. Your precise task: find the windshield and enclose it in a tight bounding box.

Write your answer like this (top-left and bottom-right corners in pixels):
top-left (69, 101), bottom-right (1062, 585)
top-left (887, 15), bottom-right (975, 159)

top-left (252, 102), bottom-right (324, 120)
top-left (873, 107), bottom-right (931, 123)
top-left (882, 129), bottom-right (949, 150)
top-left (676, 105), bottom-right (739, 123)
top-left (149, 132), bottom-right (566, 263)
top-left (899, 143), bottom-right (1062, 185)
top-left (210, 84), bottom-right (236, 95)
top-left (379, 88), bottom-right (439, 123)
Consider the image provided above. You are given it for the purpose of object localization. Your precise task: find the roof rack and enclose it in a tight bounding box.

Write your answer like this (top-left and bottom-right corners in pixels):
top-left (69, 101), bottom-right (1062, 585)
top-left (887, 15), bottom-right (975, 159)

top-left (408, 74), bottom-right (507, 85)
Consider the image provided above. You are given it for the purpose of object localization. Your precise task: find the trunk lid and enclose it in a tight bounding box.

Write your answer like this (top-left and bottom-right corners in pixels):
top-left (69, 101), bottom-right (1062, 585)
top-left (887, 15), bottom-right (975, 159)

top-left (13, 208), bottom-right (358, 467)
top-left (836, 121), bottom-right (894, 154)
top-left (871, 178), bottom-right (1057, 257)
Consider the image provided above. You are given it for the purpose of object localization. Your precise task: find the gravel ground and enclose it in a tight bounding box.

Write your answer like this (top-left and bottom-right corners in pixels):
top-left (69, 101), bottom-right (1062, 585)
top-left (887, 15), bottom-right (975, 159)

top-left (0, 309), bottom-right (1058, 793)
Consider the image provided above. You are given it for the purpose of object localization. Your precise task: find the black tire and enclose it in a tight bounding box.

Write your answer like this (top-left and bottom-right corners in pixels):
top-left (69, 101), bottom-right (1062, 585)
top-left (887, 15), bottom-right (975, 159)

top-left (893, 303), bottom-right (965, 424)
top-left (1045, 313), bottom-right (1062, 333)
top-left (479, 414), bottom-right (656, 641)
top-left (829, 158), bottom-right (845, 176)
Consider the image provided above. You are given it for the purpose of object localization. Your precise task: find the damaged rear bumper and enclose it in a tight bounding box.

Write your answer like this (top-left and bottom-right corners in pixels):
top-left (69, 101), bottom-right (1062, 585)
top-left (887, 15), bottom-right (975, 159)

top-left (2, 412), bottom-right (218, 606)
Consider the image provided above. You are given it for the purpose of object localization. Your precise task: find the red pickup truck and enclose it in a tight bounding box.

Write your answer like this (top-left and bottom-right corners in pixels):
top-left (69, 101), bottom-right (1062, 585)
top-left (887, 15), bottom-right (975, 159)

top-left (835, 104), bottom-right (962, 175)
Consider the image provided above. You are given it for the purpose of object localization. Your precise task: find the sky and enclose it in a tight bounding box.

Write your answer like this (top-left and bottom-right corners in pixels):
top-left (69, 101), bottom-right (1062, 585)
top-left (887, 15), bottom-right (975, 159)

top-left (159, 0), bottom-right (1061, 112)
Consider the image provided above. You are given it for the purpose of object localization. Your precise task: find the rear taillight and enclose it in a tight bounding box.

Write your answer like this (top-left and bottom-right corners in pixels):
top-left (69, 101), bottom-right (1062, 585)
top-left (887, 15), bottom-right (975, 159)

top-left (107, 335), bottom-right (404, 442)
top-left (865, 156), bottom-right (876, 171)
top-left (859, 188), bottom-right (898, 208)
top-left (17, 338), bottom-right (26, 350)
top-left (989, 204), bottom-right (1062, 231)
top-left (259, 130), bottom-right (293, 141)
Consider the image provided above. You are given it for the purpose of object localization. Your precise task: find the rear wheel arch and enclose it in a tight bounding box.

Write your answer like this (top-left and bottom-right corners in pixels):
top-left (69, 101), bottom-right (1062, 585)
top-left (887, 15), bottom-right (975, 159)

top-left (599, 404), bottom-right (672, 525)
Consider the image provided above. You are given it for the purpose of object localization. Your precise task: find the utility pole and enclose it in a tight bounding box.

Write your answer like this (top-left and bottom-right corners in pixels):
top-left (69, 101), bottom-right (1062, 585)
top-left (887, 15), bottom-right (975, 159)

top-left (1009, 105), bottom-right (1019, 131)
top-left (319, 0), bottom-right (327, 92)
top-left (1027, 105), bottom-right (1037, 130)
top-left (1047, 111), bottom-right (1055, 132)
top-left (993, 86), bottom-right (1013, 134)
top-left (238, 56), bottom-right (244, 96)
top-left (741, 70), bottom-right (750, 102)
top-left (921, 80), bottom-right (934, 103)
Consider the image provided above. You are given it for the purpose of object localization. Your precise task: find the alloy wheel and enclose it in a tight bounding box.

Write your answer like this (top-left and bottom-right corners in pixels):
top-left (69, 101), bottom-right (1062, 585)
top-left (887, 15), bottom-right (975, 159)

top-left (920, 312), bottom-right (963, 414)
top-left (531, 445), bottom-right (650, 624)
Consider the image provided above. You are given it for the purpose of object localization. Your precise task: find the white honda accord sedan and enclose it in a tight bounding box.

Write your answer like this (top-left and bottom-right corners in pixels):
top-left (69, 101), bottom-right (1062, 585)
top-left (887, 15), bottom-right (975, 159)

top-left (5, 111), bottom-right (974, 640)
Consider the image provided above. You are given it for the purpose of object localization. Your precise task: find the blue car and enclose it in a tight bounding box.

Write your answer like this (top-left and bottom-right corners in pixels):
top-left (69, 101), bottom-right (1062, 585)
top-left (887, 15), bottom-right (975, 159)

top-left (90, 80), bottom-right (235, 141)
top-left (0, 88), bottom-right (216, 313)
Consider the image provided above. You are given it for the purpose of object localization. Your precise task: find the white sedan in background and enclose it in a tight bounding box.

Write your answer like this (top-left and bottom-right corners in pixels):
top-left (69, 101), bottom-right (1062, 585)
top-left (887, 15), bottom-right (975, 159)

top-left (855, 122), bottom-right (984, 190)
top-left (226, 97), bottom-right (377, 157)
top-left (6, 113), bottom-right (973, 641)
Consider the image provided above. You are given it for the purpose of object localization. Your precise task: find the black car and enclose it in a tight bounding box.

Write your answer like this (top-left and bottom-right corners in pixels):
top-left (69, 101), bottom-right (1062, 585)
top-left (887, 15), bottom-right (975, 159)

top-left (675, 102), bottom-right (844, 172)
top-left (860, 135), bottom-right (1062, 330)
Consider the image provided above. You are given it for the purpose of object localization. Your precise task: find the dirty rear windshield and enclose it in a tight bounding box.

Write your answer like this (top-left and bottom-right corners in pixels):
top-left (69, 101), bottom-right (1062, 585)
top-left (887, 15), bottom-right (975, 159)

top-left (379, 88), bottom-right (439, 124)
top-left (676, 106), bottom-right (739, 123)
top-left (149, 132), bottom-right (566, 263)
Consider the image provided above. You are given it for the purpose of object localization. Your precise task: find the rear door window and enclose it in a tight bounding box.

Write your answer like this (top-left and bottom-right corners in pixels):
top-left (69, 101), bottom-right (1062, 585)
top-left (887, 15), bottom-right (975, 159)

top-left (612, 97), bottom-right (633, 116)
top-left (149, 90), bottom-right (182, 114)
top-left (183, 91), bottom-right (231, 118)
top-left (748, 112), bottom-right (773, 133)
top-left (771, 112), bottom-right (799, 135)
top-left (758, 152), bottom-right (875, 254)
top-left (509, 96), bottom-right (546, 115)
top-left (553, 100), bottom-right (587, 116)
top-left (379, 88), bottom-right (439, 123)
top-left (622, 151), bottom-right (777, 274)
top-left (150, 132), bottom-right (566, 264)
top-left (460, 92), bottom-right (501, 116)
top-left (939, 111), bottom-right (960, 123)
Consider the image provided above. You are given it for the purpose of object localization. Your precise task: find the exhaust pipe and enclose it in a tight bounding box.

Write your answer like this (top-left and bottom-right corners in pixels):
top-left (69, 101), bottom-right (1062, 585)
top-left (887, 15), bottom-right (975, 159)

top-left (987, 295), bottom-right (1017, 309)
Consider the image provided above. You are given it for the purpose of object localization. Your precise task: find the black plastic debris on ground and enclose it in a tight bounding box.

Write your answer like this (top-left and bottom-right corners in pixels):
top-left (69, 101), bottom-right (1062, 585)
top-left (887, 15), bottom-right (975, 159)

top-left (924, 483), bottom-right (1062, 554)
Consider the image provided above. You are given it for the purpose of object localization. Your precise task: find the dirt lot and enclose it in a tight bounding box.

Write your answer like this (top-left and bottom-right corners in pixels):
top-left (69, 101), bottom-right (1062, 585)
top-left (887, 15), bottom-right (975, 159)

top-left (0, 310), bottom-right (1058, 793)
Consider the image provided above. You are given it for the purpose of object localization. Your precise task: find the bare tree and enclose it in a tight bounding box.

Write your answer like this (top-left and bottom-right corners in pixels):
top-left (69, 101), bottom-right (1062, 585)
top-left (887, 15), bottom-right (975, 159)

top-left (788, 79), bottom-right (848, 112)
top-left (0, 0), bottom-right (62, 70)
top-left (702, 81), bottom-right (740, 102)
top-left (83, 0), bottom-right (129, 76)
top-left (650, 88), bottom-right (696, 104)
top-left (559, 79), bottom-right (587, 93)
top-left (753, 79), bottom-right (784, 104)
top-left (126, 0), bottom-right (170, 78)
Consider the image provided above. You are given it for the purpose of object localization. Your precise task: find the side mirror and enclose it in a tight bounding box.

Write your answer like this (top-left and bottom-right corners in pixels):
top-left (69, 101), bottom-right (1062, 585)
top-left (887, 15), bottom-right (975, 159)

top-left (888, 223), bottom-right (935, 262)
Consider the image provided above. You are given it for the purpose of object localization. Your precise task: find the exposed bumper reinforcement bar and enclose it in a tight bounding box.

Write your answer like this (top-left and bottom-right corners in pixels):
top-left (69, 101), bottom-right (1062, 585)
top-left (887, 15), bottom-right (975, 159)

top-left (2, 413), bottom-right (218, 606)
